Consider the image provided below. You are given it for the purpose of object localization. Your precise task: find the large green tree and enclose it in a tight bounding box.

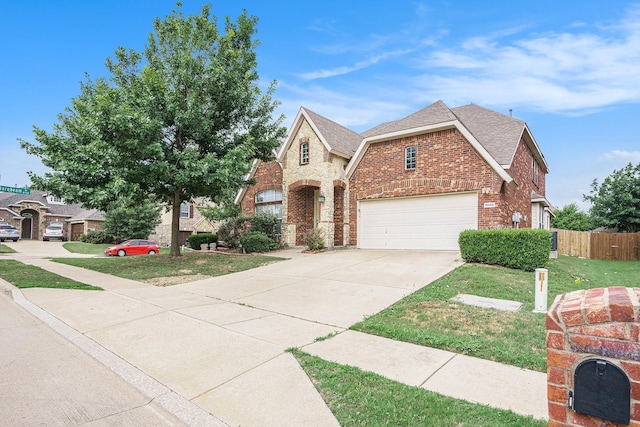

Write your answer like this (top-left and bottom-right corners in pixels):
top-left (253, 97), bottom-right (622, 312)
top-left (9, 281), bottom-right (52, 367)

top-left (584, 162), bottom-right (640, 232)
top-left (551, 203), bottom-right (593, 231)
top-left (21, 4), bottom-right (286, 256)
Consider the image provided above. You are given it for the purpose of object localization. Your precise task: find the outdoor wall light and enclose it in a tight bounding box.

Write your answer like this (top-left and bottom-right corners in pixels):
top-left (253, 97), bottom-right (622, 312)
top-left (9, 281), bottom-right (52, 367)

top-left (318, 192), bottom-right (326, 203)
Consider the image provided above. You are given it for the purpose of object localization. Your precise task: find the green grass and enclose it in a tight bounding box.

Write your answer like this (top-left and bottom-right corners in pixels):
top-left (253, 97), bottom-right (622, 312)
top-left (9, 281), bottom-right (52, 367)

top-left (62, 242), bottom-right (112, 255)
top-left (0, 260), bottom-right (102, 290)
top-left (52, 251), bottom-right (285, 285)
top-left (351, 255), bottom-right (640, 372)
top-left (291, 349), bottom-right (546, 427)
top-left (0, 244), bottom-right (17, 254)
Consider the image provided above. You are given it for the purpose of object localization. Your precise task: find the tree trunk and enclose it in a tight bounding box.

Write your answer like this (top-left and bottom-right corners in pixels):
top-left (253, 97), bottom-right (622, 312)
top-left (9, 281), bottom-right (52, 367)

top-left (170, 190), bottom-right (182, 257)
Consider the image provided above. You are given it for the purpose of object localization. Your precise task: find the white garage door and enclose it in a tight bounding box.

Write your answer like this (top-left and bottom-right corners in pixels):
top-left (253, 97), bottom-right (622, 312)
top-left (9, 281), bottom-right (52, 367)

top-left (358, 192), bottom-right (478, 250)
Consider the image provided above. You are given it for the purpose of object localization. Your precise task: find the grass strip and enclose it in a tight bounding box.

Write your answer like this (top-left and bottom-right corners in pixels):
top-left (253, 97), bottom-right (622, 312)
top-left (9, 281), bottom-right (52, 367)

top-left (62, 242), bottom-right (112, 255)
top-left (0, 260), bottom-right (102, 290)
top-left (291, 349), bottom-right (546, 427)
top-left (52, 251), bottom-right (285, 285)
top-left (0, 244), bottom-right (17, 254)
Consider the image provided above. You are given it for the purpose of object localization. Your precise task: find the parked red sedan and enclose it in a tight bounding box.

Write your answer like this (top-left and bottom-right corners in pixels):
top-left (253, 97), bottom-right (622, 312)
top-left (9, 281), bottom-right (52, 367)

top-left (104, 239), bottom-right (159, 257)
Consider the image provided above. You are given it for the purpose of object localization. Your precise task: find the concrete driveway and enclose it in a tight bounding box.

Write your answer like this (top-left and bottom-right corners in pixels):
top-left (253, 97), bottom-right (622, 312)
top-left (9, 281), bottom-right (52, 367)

top-left (4, 242), bottom-right (464, 426)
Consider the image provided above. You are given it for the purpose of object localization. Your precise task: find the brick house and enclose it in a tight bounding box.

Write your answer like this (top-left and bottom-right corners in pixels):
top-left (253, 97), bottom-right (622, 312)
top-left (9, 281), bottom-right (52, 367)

top-left (0, 190), bottom-right (104, 241)
top-left (237, 100), bottom-right (553, 250)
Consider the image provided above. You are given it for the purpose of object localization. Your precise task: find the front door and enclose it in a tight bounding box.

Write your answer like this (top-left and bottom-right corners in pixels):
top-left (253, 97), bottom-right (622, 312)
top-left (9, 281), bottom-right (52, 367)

top-left (21, 217), bottom-right (32, 239)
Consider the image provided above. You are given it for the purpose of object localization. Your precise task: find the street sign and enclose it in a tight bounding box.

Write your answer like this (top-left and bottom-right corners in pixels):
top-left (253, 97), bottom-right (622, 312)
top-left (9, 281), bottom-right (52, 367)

top-left (0, 186), bottom-right (30, 195)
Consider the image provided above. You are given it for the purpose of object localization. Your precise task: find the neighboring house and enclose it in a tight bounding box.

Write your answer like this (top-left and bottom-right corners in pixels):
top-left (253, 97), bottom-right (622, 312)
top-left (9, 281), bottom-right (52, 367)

top-left (149, 199), bottom-right (218, 247)
top-left (237, 100), bottom-right (554, 250)
top-left (0, 190), bottom-right (104, 240)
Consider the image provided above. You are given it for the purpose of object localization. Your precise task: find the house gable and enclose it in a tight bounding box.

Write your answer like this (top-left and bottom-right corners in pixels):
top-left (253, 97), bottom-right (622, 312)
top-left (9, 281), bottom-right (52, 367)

top-left (347, 101), bottom-right (515, 187)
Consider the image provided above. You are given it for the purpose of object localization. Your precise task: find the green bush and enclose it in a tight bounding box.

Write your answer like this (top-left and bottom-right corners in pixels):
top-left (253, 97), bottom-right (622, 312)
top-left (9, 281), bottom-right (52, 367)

top-left (458, 229), bottom-right (552, 271)
top-left (304, 228), bottom-right (325, 251)
top-left (217, 216), bottom-right (251, 249)
top-left (79, 230), bottom-right (114, 244)
top-left (187, 233), bottom-right (217, 250)
top-left (249, 212), bottom-right (279, 240)
top-left (240, 231), bottom-right (276, 253)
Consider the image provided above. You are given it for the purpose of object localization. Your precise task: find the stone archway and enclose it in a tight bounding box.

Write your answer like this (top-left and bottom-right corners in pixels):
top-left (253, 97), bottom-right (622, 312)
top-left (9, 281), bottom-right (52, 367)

top-left (20, 209), bottom-right (40, 240)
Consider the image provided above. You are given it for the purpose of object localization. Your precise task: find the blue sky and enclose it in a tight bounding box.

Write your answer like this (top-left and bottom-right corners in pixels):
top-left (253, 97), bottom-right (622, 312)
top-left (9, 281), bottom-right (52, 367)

top-left (2, 1), bottom-right (640, 211)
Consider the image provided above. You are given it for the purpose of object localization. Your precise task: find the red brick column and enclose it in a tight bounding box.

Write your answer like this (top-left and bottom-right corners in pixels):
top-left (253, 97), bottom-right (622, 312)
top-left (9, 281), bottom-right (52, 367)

top-left (547, 287), bottom-right (640, 427)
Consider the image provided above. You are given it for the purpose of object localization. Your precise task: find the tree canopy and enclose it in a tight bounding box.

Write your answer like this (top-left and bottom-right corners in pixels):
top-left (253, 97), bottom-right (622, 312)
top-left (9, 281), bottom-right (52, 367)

top-left (550, 203), bottom-right (593, 231)
top-left (102, 198), bottom-right (162, 242)
top-left (21, 4), bottom-right (286, 256)
top-left (584, 162), bottom-right (640, 232)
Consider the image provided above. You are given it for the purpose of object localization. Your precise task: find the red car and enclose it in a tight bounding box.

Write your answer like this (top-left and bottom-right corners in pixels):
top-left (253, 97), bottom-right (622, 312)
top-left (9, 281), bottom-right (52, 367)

top-left (104, 239), bottom-right (159, 257)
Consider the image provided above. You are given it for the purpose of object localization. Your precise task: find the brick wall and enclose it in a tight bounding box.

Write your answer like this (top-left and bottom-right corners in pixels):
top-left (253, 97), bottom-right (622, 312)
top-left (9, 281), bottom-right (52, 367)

top-left (239, 160), bottom-right (283, 217)
top-left (547, 287), bottom-right (640, 426)
top-left (503, 138), bottom-right (547, 229)
top-left (348, 128), bottom-right (505, 245)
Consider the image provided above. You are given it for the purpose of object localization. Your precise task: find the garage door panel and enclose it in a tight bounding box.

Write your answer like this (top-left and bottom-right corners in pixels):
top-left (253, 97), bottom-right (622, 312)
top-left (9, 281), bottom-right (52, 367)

top-left (358, 193), bottom-right (478, 250)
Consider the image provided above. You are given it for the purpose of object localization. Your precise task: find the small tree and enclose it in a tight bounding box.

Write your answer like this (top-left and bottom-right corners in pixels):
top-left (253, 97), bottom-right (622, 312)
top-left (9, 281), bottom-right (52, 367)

top-left (584, 163), bottom-right (640, 232)
top-left (103, 199), bottom-right (161, 242)
top-left (551, 203), bottom-right (593, 231)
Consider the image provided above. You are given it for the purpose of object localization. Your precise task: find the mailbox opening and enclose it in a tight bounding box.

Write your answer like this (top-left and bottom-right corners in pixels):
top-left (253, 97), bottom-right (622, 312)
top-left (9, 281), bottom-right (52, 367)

top-left (572, 358), bottom-right (630, 424)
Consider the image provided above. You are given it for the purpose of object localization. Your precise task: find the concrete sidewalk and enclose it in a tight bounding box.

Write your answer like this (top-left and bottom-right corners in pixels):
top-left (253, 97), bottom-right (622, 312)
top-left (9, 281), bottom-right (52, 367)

top-left (1, 244), bottom-right (548, 425)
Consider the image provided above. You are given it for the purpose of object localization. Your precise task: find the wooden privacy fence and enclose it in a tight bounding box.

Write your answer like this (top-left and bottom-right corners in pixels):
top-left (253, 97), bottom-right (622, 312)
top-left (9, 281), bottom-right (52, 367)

top-left (553, 229), bottom-right (640, 260)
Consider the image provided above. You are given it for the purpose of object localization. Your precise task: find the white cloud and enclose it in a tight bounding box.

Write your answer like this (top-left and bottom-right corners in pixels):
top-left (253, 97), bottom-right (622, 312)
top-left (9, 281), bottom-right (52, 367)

top-left (603, 150), bottom-right (640, 162)
top-left (297, 49), bottom-right (413, 80)
top-left (415, 5), bottom-right (640, 114)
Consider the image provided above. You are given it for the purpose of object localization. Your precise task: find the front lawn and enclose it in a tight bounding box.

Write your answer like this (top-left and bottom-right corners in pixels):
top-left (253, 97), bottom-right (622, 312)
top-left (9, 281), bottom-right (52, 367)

top-left (351, 255), bottom-right (640, 372)
top-left (52, 251), bottom-right (285, 286)
top-left (0, 260), bottom-right (102, 290)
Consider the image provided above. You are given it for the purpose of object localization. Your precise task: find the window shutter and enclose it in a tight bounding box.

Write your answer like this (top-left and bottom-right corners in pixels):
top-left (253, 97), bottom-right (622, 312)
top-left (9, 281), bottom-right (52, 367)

top-left (189, 205), bottom-right (194, 219)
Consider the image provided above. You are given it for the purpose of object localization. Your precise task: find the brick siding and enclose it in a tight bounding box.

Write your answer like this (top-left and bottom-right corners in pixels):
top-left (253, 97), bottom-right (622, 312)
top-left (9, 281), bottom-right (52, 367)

top-left (547, 287), bottom-right (640, 426)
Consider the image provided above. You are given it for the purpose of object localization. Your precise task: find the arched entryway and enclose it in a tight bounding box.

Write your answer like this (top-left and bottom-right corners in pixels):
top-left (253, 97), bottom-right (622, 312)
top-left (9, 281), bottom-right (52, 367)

top-left (20, 209), bottom-right (40, 240)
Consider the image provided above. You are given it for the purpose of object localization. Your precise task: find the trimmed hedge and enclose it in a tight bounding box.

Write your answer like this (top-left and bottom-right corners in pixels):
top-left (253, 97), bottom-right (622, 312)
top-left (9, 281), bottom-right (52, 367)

top-left (187, 233), bottom-right (217, 250)
top-left (458, 229), bottom-right (552, 271)
top-left (79, 230), bottom-right (114, 244)
top-left (240, 231), bottom-right (276, 253)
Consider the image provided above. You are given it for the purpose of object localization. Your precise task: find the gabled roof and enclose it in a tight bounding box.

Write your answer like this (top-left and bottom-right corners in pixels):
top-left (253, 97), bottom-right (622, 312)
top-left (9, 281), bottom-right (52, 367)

top-left (451, 104), bottom-right (549, 172)
top-left (277, 107), bottom-right (363, 160)
top-left (361, 100), bottom-right (458, 138)
top-left (68, 209), bottom-right (105, 222)
top-left (347, 101), bottom-right (516, 185)
top-left (0, 189), bottom-right (104, 219)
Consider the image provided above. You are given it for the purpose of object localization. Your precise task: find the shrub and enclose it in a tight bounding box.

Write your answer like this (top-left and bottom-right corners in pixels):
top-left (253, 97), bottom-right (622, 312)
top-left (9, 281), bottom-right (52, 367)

top-left (249, 212), bottom-right (279, 240)
top-left (458, 228), bottom-right (552, 271)
top-left (240, 231), bottom-right (276, 253)
top-left (304, 228), bottom-right (325, 251)
top-left (187, 233), bottom-right (217, 250)
top-left (79, 230), bottom-right (114, 244)
top-left (217, 216), bottom-right (251, 249)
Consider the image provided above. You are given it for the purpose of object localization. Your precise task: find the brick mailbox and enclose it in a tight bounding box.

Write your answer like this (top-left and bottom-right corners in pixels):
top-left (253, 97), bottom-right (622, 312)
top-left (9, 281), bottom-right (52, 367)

top-left (547, 286), bottom-right (640, 426)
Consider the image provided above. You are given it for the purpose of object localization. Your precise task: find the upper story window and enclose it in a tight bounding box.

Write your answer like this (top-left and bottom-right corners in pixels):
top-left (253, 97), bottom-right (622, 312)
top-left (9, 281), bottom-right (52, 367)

top-left (532, 157), bottom-right (539, 186)
top-left (47, 195), bottom-right (64, 204)
top-left (180, 203), bottom-right (191, 218)
top-left (255, 189), bottom-right (282, 203)
top-left (300, 142), bottom-right (309, 165)
top-left (405, 146), bottom-right (416, 170)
